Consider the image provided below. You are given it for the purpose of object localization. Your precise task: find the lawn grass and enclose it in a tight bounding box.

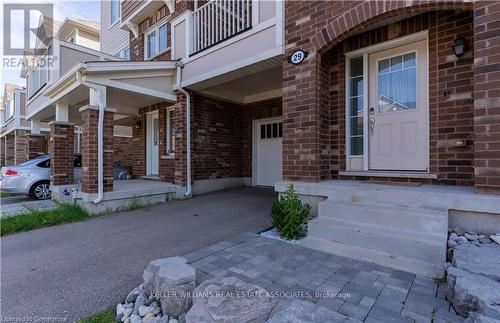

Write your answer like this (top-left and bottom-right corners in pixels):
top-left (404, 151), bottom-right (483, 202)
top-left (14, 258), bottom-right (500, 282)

top-left (78, 308), bottom-right (114, 323)
top-left (0, 192), bottom-right (12, 197)
top-left (0, 203), bottom-right (89, 236)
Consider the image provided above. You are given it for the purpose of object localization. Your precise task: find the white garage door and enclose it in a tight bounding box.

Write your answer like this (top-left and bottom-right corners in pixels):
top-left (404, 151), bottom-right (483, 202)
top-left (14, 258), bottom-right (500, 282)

top-left (255, 118), bottom-right (282, 187)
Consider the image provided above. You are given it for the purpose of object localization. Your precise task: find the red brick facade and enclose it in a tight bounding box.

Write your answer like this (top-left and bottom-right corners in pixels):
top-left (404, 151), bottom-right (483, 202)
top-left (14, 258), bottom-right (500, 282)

top-left (114, 136), bottom-right (134, 167)
top-left (4, 134), bottom-right (15, 166)
top-left (49, 122), bottom-right (74, 186)
top-left (473, 1), bottom-right (500, 193)
top-left (81, 109), bottom-right (114, 194)
top-left (26, 134), bottom-right (47, 161)
top-left (133, 93), bottom-right (281, 186)
top-left (282, 0), bottom-right (500, 193)
top-left (14, 130), bottom-right (28, 164)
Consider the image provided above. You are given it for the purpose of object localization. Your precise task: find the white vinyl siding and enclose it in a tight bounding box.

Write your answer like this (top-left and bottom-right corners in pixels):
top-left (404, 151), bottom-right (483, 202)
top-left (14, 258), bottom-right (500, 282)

top-left (100, 0), bottom-right (129, 55)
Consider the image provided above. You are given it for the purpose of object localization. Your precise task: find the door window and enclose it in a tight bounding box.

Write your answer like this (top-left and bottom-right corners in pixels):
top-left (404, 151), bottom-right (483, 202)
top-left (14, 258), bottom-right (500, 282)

top-left (377, 52), bottom-right (417, 114)
top-left (260, 122), bottom-right (282, 139)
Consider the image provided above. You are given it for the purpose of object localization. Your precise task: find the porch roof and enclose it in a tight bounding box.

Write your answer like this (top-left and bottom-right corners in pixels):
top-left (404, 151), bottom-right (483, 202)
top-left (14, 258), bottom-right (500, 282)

top-left (28, 61), bottom-right (178, 122)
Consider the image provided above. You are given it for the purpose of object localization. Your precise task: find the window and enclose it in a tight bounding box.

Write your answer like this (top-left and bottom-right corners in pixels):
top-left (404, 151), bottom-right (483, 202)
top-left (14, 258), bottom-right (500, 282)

top-left (110, 0), bottom-right (120, 25)
top-left (145, 22), bottom-right (168, 59)
top-left (146, 30), bottom-right (157, 59)
top-left (260, 122), bottom-right (282, 139)
top-left (166, 108), bottom-right (175, 154)
top-left (377, 52), bottom-right (417, 113)
top-left (27, 59), bottom-right (48, 98)
top-left (349, 57), bottom-right (364, 156)
top-left (118, 47), bottom-right (130, 60)
top-left (159, 24), bottom-right (167, 52)
top-left (5, 99), bottom-right (14, 119)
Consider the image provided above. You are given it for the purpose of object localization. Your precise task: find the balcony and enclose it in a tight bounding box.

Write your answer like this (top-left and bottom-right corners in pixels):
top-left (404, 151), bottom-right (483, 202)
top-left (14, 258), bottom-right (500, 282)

top-left (25, 39), bottom-right (118, 121)
top-left (171, 0), bottom-right (284, 102)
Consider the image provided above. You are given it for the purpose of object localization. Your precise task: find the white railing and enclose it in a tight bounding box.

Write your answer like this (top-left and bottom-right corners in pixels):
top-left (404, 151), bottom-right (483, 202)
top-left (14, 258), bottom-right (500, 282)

top-left (192, 0), bottom-right (252, 54)
top-left (27, 61), bottom-right (48, 99)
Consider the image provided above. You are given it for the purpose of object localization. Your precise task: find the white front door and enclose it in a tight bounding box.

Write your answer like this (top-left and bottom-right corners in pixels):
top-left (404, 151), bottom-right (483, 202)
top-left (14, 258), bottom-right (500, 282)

top-left (147, 112), bottom-right (159, 176)
top-left (254, 118), bottom-right (282, 187)
top-left (368, 40), bottom-right (428, 171)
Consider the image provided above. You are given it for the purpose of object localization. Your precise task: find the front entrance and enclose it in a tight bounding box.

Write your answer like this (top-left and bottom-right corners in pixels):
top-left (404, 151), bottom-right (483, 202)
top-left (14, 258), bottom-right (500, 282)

top-left (368, 40), bottom-right (428, 171)
top-left (253, 118), bottom-right (282, 187)
top-left (346, 34), bottom-right (428, 172)
top-left (146, 111), bottom-right (159, 176)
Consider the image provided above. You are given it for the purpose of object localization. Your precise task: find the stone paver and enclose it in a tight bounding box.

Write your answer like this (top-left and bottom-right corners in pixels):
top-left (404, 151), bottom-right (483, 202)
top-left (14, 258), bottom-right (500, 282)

top-left (185, 233), bottom-right (465, 322)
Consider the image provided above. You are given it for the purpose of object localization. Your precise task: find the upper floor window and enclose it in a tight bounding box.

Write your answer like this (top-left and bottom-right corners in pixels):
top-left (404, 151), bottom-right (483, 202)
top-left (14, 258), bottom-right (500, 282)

top-left (145, 22), bottom-right (168, 59)
top-left (118, 47), bottom-right (130, 60)
top-left (110, 0), bottom-right (120, 25)
top-left (5, 100), bottom-right (14, 120)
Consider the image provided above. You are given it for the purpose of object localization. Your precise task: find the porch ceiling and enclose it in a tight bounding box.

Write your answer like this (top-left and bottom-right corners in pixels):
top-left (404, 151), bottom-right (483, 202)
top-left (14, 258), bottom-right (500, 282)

top-left (187, 56), bottom-right (282, 104)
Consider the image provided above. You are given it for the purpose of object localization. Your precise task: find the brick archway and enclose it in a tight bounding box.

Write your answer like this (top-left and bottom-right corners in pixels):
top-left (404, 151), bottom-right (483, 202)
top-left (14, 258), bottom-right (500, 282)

top-left (313, 1), bottom-right (473, 55)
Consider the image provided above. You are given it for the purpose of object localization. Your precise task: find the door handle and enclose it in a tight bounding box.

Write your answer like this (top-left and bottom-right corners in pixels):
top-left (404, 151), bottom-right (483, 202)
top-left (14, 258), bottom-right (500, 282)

top-left (369, 117), bottom-right (375, 137)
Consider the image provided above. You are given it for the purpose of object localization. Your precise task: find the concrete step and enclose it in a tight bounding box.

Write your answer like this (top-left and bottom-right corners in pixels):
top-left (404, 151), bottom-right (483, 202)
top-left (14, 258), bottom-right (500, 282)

top-left (307, 218), bottom-right (446, 264)
top-left (318, 201), bottom-right (448, 240)
top-left (300, 236), bottom-right (445, 278)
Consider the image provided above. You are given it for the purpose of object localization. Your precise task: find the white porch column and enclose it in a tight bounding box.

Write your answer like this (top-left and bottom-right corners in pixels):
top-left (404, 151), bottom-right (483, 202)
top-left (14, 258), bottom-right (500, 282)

top-left (30, 120), bottom-right (41, 134)
top-left (55, 103), bottom-right (69, 122)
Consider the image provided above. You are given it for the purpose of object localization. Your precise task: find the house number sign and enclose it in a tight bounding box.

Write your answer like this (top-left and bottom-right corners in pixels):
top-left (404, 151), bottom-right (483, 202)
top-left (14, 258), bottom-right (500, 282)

top-left (288, 49), bottom-right (308, 65)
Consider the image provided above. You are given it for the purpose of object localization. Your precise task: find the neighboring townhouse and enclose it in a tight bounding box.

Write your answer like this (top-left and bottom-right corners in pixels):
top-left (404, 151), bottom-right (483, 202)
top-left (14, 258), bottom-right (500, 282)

top-left (20, 15), bottom-right (134, 169)
top-left (23, 0), bottom-right (499, 277)
top-left (0, 84), bottom-right (37, 166)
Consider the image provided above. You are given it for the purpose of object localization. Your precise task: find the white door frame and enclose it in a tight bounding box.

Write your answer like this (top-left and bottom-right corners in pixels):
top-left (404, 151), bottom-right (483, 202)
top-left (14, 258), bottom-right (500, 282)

top-left (252, 116), bottom-right (283, 186)
top-left (344, 30), bottom-right (429, 172)
top-left (146, 110), bottom-right (159, 176)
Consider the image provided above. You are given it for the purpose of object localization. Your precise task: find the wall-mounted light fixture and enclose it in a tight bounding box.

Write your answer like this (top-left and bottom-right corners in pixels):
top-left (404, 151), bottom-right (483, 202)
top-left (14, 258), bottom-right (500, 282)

top-left (452, 37), bottom-right (466, 60)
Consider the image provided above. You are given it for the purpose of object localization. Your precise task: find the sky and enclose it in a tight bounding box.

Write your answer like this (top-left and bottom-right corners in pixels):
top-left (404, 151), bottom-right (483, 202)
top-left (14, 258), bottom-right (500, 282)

top-left (1, 0), bottom-right (101, 91)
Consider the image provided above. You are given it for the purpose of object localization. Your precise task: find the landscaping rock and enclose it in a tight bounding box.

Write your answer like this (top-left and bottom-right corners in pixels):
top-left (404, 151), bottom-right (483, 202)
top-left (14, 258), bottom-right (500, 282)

top-left (149, 258), bottom-right (195, 318)
top-left (139, 304), bottom-right (157, 317)
top-left (185, 276), bottom-right (277, 323)
top-left (178, 313), bottom-right (186, 323)
top-left (465, 232), bottom-right (479, 241)
top-left (123, 308), bottom-right (133, 321)
top-left (491, 235), bottom-right (500, 245)
top-left (265, 300), bottom-right (354, 323)
top-left (169, 320), bottom-right (178, 323)
top-left (134, 293), bottom-right (147, 314)
top-left (479, 237), bottom-right (492, 244)
top-left (131, 314), bottom-right (142, 323)
top-left (143, 257), bottom-right (191, 295)
top-left (464, 312), bottom-right (500, 323)
top-left (452, 244), bottom-right (500, 283)
top-left (447, 240), bottom-right (457, 248)
top-left (142, 313), bottom-right (155, 323)
top-left (117, 304), bottom-right (125, 318)
top-left (447, 267), bottom-right (500, 318)
top-left (157, 316), bottom-right (169, 323)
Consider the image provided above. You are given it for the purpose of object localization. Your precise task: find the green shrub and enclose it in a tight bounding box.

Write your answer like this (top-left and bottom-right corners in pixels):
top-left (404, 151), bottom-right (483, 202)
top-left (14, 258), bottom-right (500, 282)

top-left (271, 184), bottom-right (311, 240)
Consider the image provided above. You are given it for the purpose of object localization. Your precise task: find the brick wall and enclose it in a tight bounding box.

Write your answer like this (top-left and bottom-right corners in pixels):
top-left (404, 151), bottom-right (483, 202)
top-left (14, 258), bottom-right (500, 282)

top-left (114, 136), bottom-right (134, 167)
top-left (324, 12), bottom-right (474, 186)
top-left (4, 134), bottom-right (15, 166)
top-left (0, 136), bottom-right (5, 166)
top-left (473, 1), bottom-right (500, 193)
top-left (133, 94), bottom-right (282, 185)
top-left (14, 130), bottom-right (27, 164)
top-left (81, 109), bottom-right (114, 193)
top-left (49, 122), bottom-right (74, 186)
top-left (26, 134), bottom-right (47, 160)
top-left (283, 0), bottom-right (474, 183)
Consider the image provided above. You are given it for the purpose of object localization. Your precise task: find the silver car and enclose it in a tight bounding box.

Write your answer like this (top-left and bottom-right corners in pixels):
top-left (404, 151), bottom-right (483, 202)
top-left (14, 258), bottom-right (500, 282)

top-left (0, 155), bottom-right (133, 200)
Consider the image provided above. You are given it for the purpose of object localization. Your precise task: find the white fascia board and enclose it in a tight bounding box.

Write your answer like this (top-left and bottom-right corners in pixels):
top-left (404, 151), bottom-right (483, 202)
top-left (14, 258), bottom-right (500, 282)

top-left (84, 61), bottom-right (177, 72)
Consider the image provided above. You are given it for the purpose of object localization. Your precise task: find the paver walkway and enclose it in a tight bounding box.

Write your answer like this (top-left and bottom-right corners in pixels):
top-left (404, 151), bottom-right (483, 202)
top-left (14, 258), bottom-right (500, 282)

top-left (184, 233), bottom-right (463, 322)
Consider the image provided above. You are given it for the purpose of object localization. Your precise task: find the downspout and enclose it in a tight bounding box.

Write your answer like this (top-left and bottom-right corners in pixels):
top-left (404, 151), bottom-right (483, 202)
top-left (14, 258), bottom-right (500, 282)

top-left (76, 69), bottom-right (105, 204)
top-left (175, 61), bottom-right (192, 198)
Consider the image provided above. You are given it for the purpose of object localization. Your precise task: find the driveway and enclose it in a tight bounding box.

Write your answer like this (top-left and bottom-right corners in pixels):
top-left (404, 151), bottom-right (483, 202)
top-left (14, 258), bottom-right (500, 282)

top-left (0, 187), bottom-right (275, 321)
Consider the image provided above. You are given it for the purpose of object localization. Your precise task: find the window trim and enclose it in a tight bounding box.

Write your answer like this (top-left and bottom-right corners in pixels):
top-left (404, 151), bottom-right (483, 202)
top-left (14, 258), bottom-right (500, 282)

top-left (166, 107), bottom-right (175, 156)
top-left (144, 19), bottom-right (169, 60)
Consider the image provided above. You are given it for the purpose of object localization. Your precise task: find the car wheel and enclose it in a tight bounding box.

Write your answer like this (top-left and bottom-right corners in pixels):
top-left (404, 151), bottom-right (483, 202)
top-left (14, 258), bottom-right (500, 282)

top-left (30, 181), bottom-right (51, 200)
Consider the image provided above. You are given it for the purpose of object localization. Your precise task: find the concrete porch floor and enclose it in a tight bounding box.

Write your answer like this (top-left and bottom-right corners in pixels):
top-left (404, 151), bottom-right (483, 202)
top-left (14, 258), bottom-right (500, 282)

top-left (76, 179), bottom-right (178, 214)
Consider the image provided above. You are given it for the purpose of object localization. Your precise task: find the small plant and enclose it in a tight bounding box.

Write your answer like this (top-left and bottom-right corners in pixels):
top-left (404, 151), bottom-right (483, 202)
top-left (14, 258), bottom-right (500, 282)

top-left (271, 184), bottom-right (311, 240)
